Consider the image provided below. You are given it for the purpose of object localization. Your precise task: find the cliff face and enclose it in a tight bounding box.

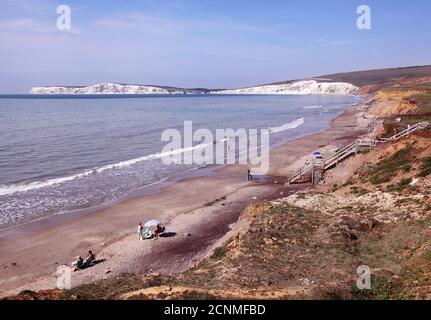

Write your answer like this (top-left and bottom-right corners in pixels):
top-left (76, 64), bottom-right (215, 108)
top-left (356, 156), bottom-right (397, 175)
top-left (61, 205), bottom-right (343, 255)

top-left (29, 65), bottom-right (431, 95)
top-left (30, 83), bottom-right (189, 95)
top-left (210, 80), bottom-right (358, 95)
top-left (30, 80), bottom-right (358, 95)
top-left (366, 89), bottom-right (422, 118)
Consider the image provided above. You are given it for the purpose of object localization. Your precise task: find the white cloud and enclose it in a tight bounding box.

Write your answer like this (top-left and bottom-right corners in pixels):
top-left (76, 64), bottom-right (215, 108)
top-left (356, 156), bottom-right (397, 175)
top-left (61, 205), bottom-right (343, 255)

top-left (93, 13), bottom-right (186, 36)
top-left (0, 18), bottom-right (57, 33)
top-left (91, 12), bottom-right (272, 37)
top-left (0, 17), bottom-right (81, 35)
top-left (319, 39), bottom-right (357, 47)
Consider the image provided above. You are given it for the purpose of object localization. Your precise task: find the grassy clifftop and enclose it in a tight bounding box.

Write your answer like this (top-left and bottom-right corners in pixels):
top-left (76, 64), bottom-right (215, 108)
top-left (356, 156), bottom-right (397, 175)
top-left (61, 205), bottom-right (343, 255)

top-left (319, 65), bottom-right (431, 87)
top-left (267, 65), bottom-right (431, 89)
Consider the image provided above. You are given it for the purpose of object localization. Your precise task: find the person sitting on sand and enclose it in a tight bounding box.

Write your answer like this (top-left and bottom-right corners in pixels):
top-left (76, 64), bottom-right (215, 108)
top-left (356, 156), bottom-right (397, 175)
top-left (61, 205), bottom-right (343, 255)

top-left (154, 224), bottom-right (165, 239)
top-left (71, 256), bottom-right (83, 271)
top-left (84, 250), bottom-right (96, 267)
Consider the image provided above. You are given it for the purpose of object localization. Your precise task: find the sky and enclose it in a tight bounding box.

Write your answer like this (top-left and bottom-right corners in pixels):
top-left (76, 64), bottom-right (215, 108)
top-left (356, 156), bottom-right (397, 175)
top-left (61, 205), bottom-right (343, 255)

top-left (0, 0), bottom-right (430, 93)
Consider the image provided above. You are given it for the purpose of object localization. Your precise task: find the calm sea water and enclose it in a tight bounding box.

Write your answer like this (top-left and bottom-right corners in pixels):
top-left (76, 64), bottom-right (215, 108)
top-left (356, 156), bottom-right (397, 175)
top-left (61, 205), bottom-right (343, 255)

top-left (0, 94), bottom-right (359, 228)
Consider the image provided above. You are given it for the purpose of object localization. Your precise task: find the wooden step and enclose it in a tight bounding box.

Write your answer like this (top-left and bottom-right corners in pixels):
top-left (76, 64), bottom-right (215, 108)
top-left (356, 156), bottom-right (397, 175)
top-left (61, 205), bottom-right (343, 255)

top-left (288, 121), bottom-right (429, 184)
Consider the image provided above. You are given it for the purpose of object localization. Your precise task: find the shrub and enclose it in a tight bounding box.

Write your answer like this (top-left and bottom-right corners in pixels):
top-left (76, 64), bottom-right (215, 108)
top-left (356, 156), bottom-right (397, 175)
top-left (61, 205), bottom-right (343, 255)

top-left (211, 246), bottom-right (227, 260)
top-left (388, 177), bottom-right (413, 192)
top-left (418, 157), bottom-right (431, 177)
top-left (368, 145), bottom-right (413, 185)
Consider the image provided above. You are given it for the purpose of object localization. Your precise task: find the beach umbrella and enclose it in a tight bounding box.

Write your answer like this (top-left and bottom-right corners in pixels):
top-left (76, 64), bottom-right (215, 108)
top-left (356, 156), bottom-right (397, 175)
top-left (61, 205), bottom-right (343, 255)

top-left (144, 219), bottom-right (161, 228)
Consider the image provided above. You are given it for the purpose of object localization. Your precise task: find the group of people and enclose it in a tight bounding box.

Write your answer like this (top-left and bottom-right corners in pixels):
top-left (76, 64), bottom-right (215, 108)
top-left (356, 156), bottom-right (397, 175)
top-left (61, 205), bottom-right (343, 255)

top-left (71, 250), bottom-right (96, 271)
top-left (137, 222), bottom-right (165, 241)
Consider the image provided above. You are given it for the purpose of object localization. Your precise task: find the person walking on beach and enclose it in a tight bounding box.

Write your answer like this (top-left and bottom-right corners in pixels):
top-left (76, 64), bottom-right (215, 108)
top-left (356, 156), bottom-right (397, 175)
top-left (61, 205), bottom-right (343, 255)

top-left (137, 222), bottom-right (144, 241)
top-left (247, 169), bottom-right (252, 181)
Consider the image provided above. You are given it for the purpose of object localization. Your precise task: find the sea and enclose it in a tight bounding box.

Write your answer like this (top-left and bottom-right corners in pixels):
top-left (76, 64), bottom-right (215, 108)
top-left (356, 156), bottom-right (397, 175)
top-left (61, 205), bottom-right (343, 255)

top-left (0, 94), bottom-right (359, 229)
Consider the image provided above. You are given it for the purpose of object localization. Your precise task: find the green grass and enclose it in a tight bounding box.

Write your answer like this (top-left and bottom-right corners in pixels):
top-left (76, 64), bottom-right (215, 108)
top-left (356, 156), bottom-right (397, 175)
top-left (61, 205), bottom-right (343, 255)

top-left (367, 145), bottom-right (413, 185)
top-left (351, 275), bottom-right (417, 300)
top-left (59, 273), bottom-right (157, 300)
top-left (18, 290), bottom-right (39, 298)
top-left (418, 157), bottom-right (431, 177)
top-left (343, 178), bottom-right (355, 187)
top-left (413, 92), bottom-right (431, 114)
top-left (401, 91), bottom-right (431, 124)
top-left (382, 120), bottom-right (407, 138)
top-left (211, 245), bottom-right (228, 260)
top-left (350, 186), bottom-right (369, 196)
top-left (350, 276), bottom-right (396, 300)
top-left (381, 89), bottom-right (431, 137)
top-left (374, 278), bottom-right (395, 300)
top-left (178, 290), bottom-right (222, 300)
top-left (387, 177), bottom-right (413, 193)
top-left (331, 184), bottom-right (340, 192)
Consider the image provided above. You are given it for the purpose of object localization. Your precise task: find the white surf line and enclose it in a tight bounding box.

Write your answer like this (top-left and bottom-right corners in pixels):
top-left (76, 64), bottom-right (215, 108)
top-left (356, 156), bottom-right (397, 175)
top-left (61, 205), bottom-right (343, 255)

top-left (0, 118), bottom-right (305, 196)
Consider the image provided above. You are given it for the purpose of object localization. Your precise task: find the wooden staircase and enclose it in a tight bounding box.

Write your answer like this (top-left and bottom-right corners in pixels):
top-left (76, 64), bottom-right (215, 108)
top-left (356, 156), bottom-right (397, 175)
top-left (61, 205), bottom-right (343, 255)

top-left (288, 121), bottom-right (430, 185)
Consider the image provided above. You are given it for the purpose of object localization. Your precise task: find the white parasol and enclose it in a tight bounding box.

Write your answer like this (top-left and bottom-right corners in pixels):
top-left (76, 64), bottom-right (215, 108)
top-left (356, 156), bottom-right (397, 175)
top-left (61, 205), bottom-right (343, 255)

top-left (144, 219), bottom-right (161, 228)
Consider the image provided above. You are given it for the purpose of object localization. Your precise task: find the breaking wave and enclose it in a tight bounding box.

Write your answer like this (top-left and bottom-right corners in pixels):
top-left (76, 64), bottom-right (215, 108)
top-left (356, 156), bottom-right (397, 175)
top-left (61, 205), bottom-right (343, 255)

top-left (0, 118), bottom-right (305, 197)
top-left (303, 105), bottom-right (323, 109)
top-left (0, 142), bottom-right (213, 197)
top-left (269, 117), bottom-right (304, 133)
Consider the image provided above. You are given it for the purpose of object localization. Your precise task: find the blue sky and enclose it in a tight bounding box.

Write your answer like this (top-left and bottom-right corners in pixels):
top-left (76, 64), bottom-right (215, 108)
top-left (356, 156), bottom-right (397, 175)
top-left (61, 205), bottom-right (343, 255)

top-left (0, 0), bottom-right (430, 93)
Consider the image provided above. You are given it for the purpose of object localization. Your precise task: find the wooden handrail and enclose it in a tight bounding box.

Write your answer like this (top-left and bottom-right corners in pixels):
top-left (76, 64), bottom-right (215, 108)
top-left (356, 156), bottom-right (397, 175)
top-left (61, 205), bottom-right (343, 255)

top-left (288, 121), bottom-right (429, 184)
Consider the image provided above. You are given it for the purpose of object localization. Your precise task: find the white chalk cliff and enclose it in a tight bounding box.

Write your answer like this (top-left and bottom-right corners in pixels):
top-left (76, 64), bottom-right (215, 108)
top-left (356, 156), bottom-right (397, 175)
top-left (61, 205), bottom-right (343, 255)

top-left (210, 80), bottom-right (358, 95)
top-left (30, 83), bottom-right (187, 95)
top-left (30, 80), bottom-right (358, 95)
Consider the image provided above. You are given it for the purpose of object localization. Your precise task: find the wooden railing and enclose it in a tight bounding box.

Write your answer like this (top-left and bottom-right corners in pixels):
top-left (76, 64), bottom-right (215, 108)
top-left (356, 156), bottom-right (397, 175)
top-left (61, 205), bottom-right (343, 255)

top-left (288, 121), bottom-right (429, 184)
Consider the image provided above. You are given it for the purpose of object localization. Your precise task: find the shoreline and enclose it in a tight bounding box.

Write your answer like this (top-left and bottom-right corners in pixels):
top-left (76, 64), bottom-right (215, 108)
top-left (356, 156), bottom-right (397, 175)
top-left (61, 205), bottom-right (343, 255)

top-left (0, 97), bottom-right (360, 236)
top-left (0, 100), bottom-right (373, 297)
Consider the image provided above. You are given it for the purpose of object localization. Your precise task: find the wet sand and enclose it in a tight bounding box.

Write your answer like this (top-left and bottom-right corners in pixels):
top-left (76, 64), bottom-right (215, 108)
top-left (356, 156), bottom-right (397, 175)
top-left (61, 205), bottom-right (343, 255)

top-left (0, 102), bottom-right (372, 297)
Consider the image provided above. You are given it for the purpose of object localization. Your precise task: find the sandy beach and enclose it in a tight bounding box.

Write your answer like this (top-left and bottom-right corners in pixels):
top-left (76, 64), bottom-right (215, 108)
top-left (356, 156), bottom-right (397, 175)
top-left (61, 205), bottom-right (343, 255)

top-left (0, 102), bottom-right (373, 297)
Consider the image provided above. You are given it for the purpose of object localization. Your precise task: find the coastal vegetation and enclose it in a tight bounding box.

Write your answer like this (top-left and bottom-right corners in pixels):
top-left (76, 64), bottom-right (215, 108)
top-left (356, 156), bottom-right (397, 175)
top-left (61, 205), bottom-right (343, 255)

top-left (3, 69), bottom-right (431, 301)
